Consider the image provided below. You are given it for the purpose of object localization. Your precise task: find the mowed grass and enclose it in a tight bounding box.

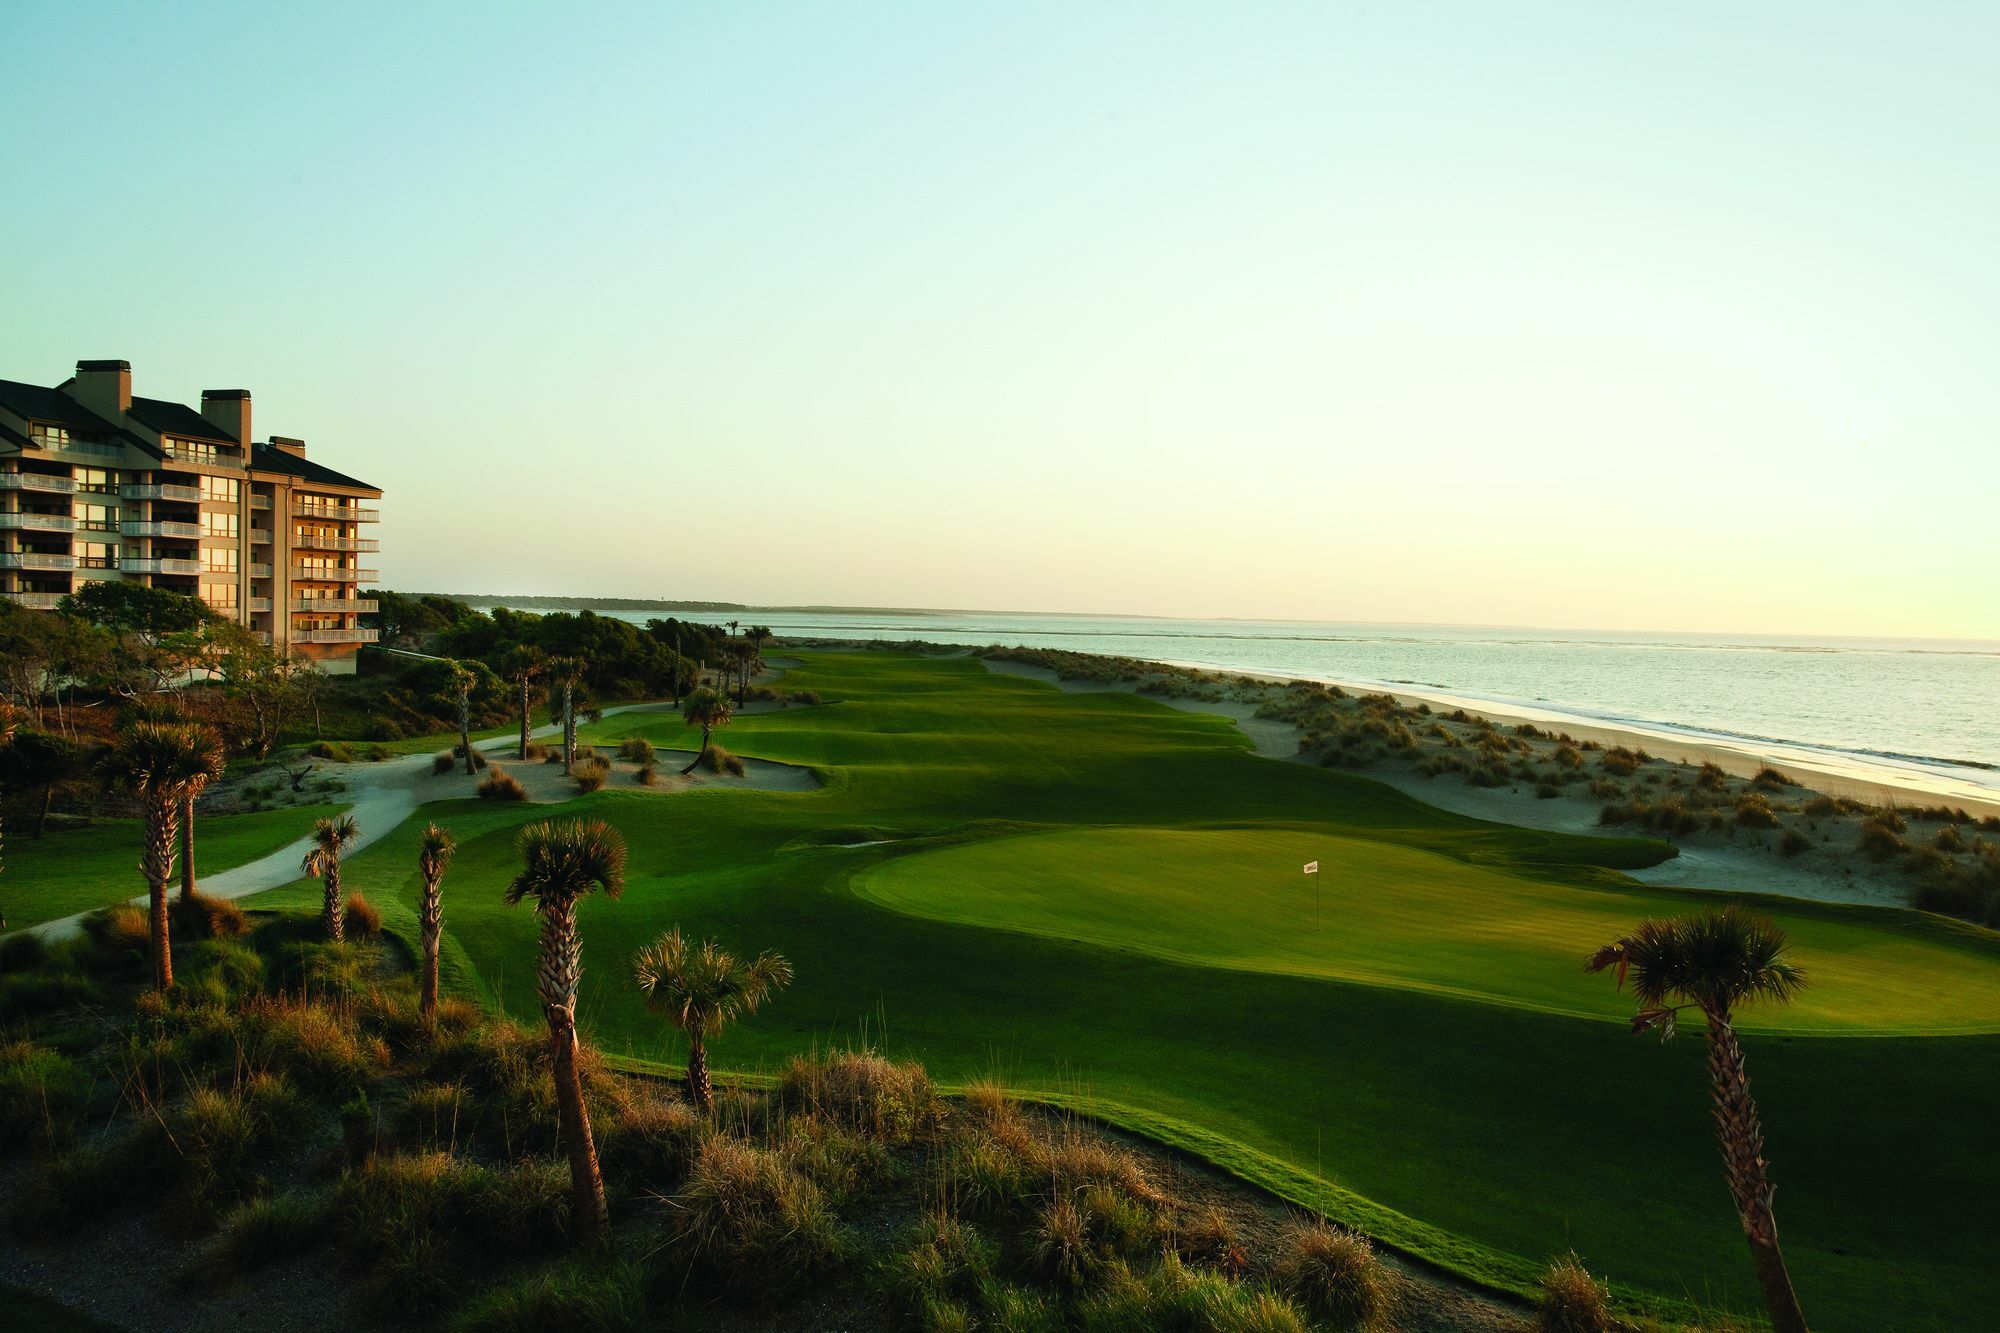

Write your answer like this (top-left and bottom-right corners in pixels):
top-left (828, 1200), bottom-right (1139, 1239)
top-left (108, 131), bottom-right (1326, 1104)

top-left (858, 825), bottom-right (2000, 1034)
top-left (1, 803), bottom-right (346, 931)
top-left (242, 652), bottom-right (2000, 1330)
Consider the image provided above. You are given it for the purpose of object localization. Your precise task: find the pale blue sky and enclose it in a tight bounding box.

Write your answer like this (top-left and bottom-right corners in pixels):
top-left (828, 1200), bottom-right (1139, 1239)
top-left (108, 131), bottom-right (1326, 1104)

top-left (4, 2), bottom-right (1995, 636)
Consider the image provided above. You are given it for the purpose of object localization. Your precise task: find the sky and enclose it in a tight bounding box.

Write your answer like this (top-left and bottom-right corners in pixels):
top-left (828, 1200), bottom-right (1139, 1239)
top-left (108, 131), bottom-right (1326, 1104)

top-left (3, 2), bottom-right (1996, 638)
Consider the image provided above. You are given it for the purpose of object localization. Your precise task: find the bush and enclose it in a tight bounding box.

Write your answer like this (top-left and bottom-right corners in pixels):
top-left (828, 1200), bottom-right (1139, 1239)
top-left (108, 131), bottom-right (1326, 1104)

top-left (669, 1137), bottom-right (844, 1294)
top-left (1535, 782), bottom-right (1560, 800)
top-left (478, 767), bottom-right (528, 801)
top-left (308, 741), bottom-right (358, 763)
top-left (171, 888), bottom-right (251, 940)
top-left (1779, 828), bottom-right (1812, 857)
top-left (881, 1212), bottom-right (996, 1320)
top-left (1079, 1255), bottom-right (1308, 1332)
top-left (0, 932), bottom-right (49, 973)
top-left (1859, 816), bottom-right (1906, 859)
top-left (778, 1049), bottom-right (939, 1144)
top-left (522, 742), bottom-right (549, 761)
top-left (0, 970), bottom-right (102, 1022)
top-left (616, 736), bottom-right (655, 764)
top-left (572, 756), bottom-right (611, 793)
top-left (345, 894), bottom-right (383, 938)
top-left (1537, 1252), bottom-right (1614, 1332)
top-left (635, 762), bottom-right (657, 787)
top-left (1270, 1220), bottom-right (1388, 1330)
top-left (183, 1191), bottom-right (332, 1286)
top-left (0, 1040), bottom-right (93, 1154)
top-left (433, 752), bottom-right (456, 775)
top-left (1751, 766), bottom-right (1793, 791)
top-left (451, 743), bottom-right (490, 770)
top-left (1734, 794), bottom-right (1780, 829)
top-left (450, 1258), bottom-right (648, 1333)
top-left (790, 690), bottom-right (822, 706)
top-left (700, 745), bottom-right (747, 777)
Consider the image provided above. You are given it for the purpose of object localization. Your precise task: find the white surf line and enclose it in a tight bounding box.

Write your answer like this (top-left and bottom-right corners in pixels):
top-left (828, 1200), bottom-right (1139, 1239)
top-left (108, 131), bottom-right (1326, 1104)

top-left (23, 701), bottom-right (677, 942)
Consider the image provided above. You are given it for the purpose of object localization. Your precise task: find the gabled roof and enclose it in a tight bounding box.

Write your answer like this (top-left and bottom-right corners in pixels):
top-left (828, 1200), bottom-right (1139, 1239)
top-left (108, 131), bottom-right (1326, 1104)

top-left (0, 377), bottom-right (162, 458)
top-left (251, 441), bottom-right (379, 494)
top-left (128, 394), bottom-right (238, 444)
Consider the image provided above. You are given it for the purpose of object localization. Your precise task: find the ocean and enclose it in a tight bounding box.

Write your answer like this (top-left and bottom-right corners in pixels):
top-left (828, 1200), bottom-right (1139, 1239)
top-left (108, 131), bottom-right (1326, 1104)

top-left (522, 608), bottom-right (2000, 801)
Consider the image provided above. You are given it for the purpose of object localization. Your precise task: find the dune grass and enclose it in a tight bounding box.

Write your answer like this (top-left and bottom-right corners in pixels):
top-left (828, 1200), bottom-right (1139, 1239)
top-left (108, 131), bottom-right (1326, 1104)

top-left (239, 651), bottom-right (2000, 1331)
top-left (1, 804), bottom-right (346, 932)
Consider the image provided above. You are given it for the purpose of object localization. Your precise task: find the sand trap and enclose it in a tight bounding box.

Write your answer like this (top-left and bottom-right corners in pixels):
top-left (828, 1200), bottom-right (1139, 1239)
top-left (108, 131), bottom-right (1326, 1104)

top-left (423, 747), bottom-right (818, 803)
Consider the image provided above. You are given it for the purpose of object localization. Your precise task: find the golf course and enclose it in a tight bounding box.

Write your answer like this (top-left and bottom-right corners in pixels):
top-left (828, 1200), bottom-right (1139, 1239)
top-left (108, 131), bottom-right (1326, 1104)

top-left (236, 651), bottom-right (2000, 1330)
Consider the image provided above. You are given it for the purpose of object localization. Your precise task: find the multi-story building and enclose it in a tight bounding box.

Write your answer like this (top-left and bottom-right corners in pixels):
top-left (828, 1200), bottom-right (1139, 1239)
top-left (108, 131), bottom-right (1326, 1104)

top-left (0, 359), bottom-right (382, 673)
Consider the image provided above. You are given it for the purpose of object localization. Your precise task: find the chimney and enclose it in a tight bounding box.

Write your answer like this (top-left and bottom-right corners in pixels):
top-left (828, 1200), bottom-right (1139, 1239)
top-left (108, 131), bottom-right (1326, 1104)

top-left (70, 359), bottom-right (132, 418)
top-left (201, 389), bottom-right (252, 444)
top-left (269, 434), bottom-right (307, 457)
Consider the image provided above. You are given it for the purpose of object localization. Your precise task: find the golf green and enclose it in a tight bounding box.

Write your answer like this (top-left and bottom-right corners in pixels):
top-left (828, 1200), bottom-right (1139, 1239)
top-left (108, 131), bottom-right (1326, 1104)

top-left (239, 651), bottom-right (2000, 1330)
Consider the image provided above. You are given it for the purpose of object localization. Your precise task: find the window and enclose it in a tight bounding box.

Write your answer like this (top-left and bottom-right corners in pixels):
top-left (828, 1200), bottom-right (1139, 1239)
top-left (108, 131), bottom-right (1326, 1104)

top-left (77, 542), bottom-right (116, 570)
top-left (202, 546), bottom-right (239, 574)
top-left (199, 475), bottom-right (240, 503)
top-left (30, 424), bottom-right (70, 445)
top-left (75, 468), bottom-right (116, 494)
top-left (202, 583), bottom-right (239, 610)
top-left (165, 438), bottom-right (223, 464)
top-left (76, 503), bottom-right (116, 531)
top-left (201, 510), bottom-right (239, 539)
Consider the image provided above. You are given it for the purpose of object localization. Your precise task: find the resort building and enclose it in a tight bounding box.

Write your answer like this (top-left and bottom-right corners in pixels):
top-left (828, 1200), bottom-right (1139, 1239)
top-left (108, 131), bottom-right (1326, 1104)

top-left (0, 359), bottom-right (382, 673)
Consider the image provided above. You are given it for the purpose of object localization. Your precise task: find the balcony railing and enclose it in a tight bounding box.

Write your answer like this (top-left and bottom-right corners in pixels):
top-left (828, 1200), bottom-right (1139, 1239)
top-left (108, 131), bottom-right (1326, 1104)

top-left (0, 473), bottom-right (76, 494)
top-left (296, 627), bottom-right (380, 644)
top-left (250, 529), bottom-right (272, 544)
top-left (247, 597), bottom-right (272, 612)
top-left (250, 563), bottom-right (272, 579)
top-left (292, 501), bottom-right (379, 523)
top-left (0, 553), bottom-right (78, 570)
top-left (0, 590), bottom-right (66, 609)
top-left (121, 482), bottom-right (204, 504)
top-left (290, 534), bottom-right (380, 553)
top-left (0, 513), bottom-right (75, 532)
top-left (291, 597), bottom-right (378, 613)
top-left (121, 557), bottom-right (203, 576)
top-left (33, 436), bottom-right (124, 461)
top-left (121, 519), bottom-right (203, 539)
top-left (291, 566), bottom-right (377, 583)
top-left (250, 494), bottom-right (272, 510)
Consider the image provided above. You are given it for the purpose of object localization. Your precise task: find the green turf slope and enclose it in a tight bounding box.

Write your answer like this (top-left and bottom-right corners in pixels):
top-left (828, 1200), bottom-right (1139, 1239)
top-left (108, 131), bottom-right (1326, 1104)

top-left (241, 652), bottom-right (2000, 1330)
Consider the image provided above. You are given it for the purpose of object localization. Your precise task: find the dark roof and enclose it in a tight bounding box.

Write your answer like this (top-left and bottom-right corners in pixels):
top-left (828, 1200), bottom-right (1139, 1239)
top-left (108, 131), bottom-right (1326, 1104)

top-left (76, 359), bottom-right (130, 372)
top-left (0, 419), bottom-right (29, 449)
top-left (0, 377), bottom-right (162, 458)
top-left (128, 394), bottom-right (238, 443)
top-left (251, 441), bottom-right (379, 494)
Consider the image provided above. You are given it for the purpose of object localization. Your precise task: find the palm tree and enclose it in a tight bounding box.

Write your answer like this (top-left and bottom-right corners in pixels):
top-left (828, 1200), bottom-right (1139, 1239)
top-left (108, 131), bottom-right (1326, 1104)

top-left (416, 822), bottom-right (456, 1025)
top-left (746, 625), bottom-right (772, 675)
top-left (301, 814), bottom-right (361, 943)
top-left (669, 625), bottom-right (683, 708)
top-left (1587, 907), bottom-right (1810, 1333)
top-left (678, 688), bottom-right (734, 775)
top-left (0, 702), bottom-right (17, 931)
top-left (547, 656), bottom-right (585, 774)
top-left (632, 927), bottom-right (792, 1112)
top-left (101, 721), bottom-right (225, 990)
top-left (505, 817), bottom-right (625, 1242)
top-left (499, 645), bottom-right (543, 760)
top-left (446, 659), bottom-right (477, 775)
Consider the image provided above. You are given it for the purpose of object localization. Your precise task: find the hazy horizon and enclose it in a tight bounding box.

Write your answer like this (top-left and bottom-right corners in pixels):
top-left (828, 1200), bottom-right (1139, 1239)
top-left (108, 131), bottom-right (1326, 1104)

top-left (5, 2), bottom-right (1997, 638)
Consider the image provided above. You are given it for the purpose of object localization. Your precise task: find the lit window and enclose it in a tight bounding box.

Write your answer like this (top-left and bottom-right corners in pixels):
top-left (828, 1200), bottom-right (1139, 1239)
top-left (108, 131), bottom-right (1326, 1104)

top-left (202, 511), bottom-right (239, 538)
top-left (202, 546), bottom-right (240, 574)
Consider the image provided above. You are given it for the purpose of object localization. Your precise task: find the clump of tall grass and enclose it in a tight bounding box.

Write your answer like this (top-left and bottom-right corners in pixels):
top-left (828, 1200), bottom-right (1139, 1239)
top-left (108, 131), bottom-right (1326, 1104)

top-left (572, 755), bottom-right (612, 793)
top-left (478, 767), bottom-right (528, 801)
top-left (1734, 794), bottom-right (1780, 829)
top-left (1537, 1251), bottom-right (1614, 1332)
top-left (668, 1136), bottom-right (845, 1294)
top-left (450, 1257), bottom-right (649, 1333)
top-left (433, 752), bottom-right (457, 775)
top-left (170, 888), bottom-right (251, 941)
top-left (344, 893), bottom-right (383, 938)
top-left (616, 736), bottom-right (655, 764)
top-left (451, 743), bottom-right (490, 770)
top-left (777, 1048), bottom-right (939, 1143)
top-left (699, 744), bottom-right (747, 777)
top-left (1080, 1254), bottom-right (1309, 1332)
top-left (0, 1040), bottom-right (93, 1155)
top-left (181, 1191), bottom-right (333, 1286)
top-left (1270, 1219), bottom-right (1388, 1330)
top-left (634, 762), bottom-right (657, 786)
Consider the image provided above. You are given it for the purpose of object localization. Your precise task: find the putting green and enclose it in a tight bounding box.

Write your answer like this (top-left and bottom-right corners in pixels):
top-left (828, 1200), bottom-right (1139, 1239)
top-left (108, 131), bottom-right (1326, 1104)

top-left (238, 651), bottom-right (2000, 1330)
top-left (857, 825), bottom-right (2000, 1035)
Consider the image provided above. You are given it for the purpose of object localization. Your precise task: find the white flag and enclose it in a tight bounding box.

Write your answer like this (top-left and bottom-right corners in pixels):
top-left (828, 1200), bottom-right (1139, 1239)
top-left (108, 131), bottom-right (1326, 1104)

top-left (1303, 861), bottom-right (1319, 874)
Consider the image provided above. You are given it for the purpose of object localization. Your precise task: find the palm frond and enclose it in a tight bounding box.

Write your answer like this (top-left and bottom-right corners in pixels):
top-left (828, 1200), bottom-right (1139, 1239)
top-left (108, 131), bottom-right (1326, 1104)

top-left (506, 817), bottom-right (627, 908)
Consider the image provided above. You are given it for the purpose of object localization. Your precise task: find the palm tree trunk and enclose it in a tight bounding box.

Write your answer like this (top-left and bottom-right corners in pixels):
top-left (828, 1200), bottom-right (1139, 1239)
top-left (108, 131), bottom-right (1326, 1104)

top-left (419, 875), bottom-right (442, 1025)
top-left (1706, 1009), bottom-right (1809, 1333)
top-left (685, 1034), bottom-right (713, 1111)
top-left (680, 724), bottom-right (711, 776)
top-left (145, 799), bottom-right (177, 990)
top-left (36, 782), bottom-right (54, 838)
top-left (179, 790), bottom-right (196, 902)
top-left (517, 676), bottom-right (531, 760)
top-left (459, 690), bottom-right (474, 775)
top-left (322, 866), bottom-right (344, 943)
top-left (537, 901), bottom-right (608, 1240)
top-left (562, 683), bottom-right (575, 774)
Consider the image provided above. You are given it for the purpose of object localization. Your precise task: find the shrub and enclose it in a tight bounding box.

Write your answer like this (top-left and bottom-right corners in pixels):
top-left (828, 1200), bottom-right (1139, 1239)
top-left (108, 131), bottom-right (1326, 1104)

top-left (80, 905), bottom-right (152, 972)
top-left (522, 742), bottom-right (549, 761)
top-left (478, 767), bottom-right (528, 801)
top-left (450, 1258), bottom-right (648, 1333)
top-left (1552, 743), bottom-right (1584, 770)
top-left (1734, 794), bottom-right (1780, 829)
top-left (616, 736), bottom-right (655, 764)
top-left (572, 756), bottom-right (611, 793)
top-left (777, 1049), bottom-right (939, 1144)
top-left (1936, 824), bottom-right (1967, 853)
top-left (0, 932), bottom-right (49, 973)
top-left (700, 745), bottom-right (747, 777)
top-left (1537, 1252), bottom-right (1614, 1332)
top-left (0, 970), bottom-right (102, 1022)
top-left (1859, 816), bottom-right (1906, 859)
top-left (172, 888), bottom-right (251, 940)
top-left (451, 743), bottom-right (490, 770)
top-left (1600, 747), bottom-right (1642, 776)
top-left (0, 1040), bottom-right (93, 1154)
top-left (183, 938), bottom-right (268, 1005)
top-left (433, 752), bottom-right (456, 775)
top-left (594, 1091), bottom-right (703, 1192)
top-left (307, 741), bottom-right (358, 763)
top-left (791, 690), bottom-right (822, 705)
top-left (183, 1191), bottom-right (332, 1286)
top-left (1030, 1196), bottom-right (1096, 1289)
top-left (1271, 1220), bottom-right (1388, 1330)
top-left (1779, 828), bottom-right (1812, 857)
top-left (881, 1212), bottom-right (996, 1320)
top-left (1751, 766), bottom-right (1793, 791)
top-left (1694, 762), bottom-right (1728, 792)
top-left (1535, 782), bottom-right (1560, 800)
top-left (635, 762), bottom-right (657, 787)
top-left (345, 894), bottom-right (383, 938)
top-left (669, 1137), bottom-right (843, 1294)
top-left (1079, 1255), bottom-right (1308, 1333)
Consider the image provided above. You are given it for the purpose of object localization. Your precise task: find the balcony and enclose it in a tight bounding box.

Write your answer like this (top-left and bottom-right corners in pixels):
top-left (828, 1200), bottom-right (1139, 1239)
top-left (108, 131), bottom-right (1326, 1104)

top-left (292, 500), bottom-right (379, 523)
top-left (292, 597), bottom-right (378, 613)
top-left (0, 590), bottom-right (65, 608)
top-left (121, 557), bottom-right (203, 576)
top-left (297, 627), bottom-right (380, 644)
top-left (250, 529), bottom-right (272, 544)
top-left (291, 534), bottom-right (380, 553)
top-left (291, 566), bottom-right (377, 583)
top-left (248, 597), bottom-right (272, 613)
top-left (250, 563), bottom-right (272, 579)
top-left (0, 513), bottom-right (75, 532)
top-left (122, 519), bottom-right (203, 539)
top-left (250, 494), bottom-right (272, 510)
top-left (0, 553), bottom-right (78, 570)
top-left (0, 473), bottom-right (76, 495)
top-left (33, 436), bottom-right (124, 461)
top-left (121, 482), bottom-right (204, 504)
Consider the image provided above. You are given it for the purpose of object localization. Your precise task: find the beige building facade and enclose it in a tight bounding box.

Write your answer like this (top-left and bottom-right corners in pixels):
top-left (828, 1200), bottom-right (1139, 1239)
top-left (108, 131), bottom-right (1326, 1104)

top-left (0, 359), bottom-right (381, 673)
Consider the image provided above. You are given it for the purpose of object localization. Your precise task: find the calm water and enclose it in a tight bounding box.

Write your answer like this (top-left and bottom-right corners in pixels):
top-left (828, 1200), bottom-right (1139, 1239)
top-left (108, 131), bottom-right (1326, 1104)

top-left (540, 609), bottom-right (2000, 798)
